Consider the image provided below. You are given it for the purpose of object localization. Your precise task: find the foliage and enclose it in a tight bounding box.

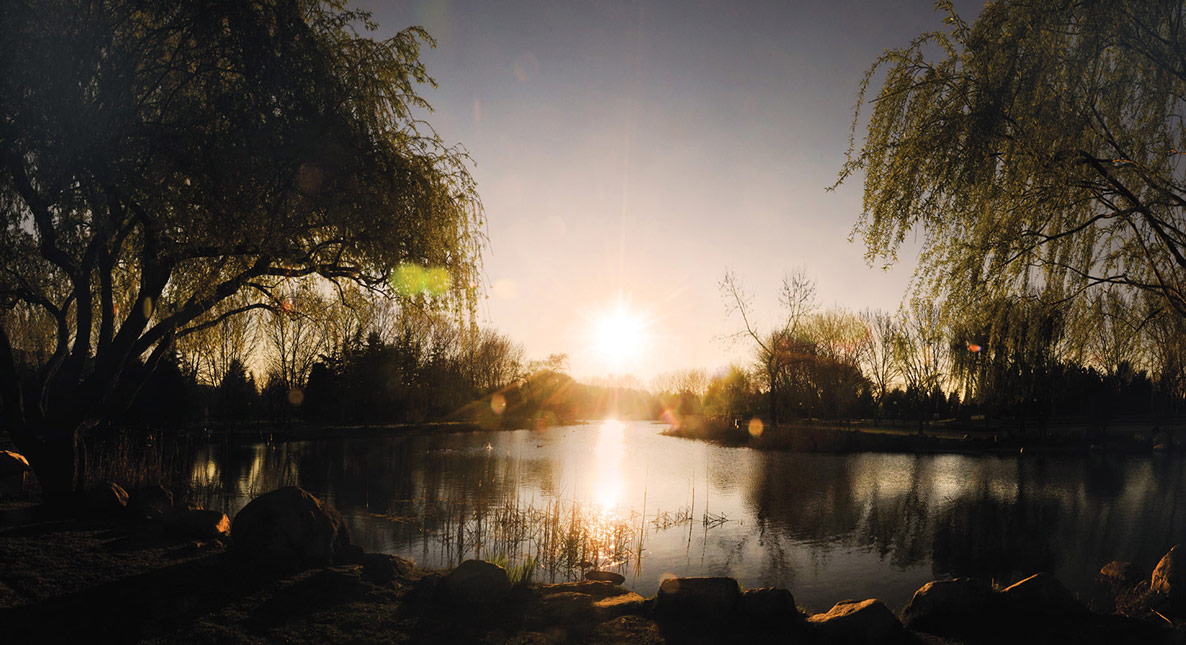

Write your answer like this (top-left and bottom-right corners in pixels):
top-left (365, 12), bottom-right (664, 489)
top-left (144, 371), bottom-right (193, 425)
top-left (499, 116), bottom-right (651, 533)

top-left (0, 0), bottom-right (483, 496)
top-left (837, 0), bottom-right (1186, 321)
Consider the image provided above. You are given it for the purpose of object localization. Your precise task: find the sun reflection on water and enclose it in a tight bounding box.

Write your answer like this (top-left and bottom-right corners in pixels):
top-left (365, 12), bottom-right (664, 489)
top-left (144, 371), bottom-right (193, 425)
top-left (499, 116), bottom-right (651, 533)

top-left (592, 419), bottom-right (625, 513)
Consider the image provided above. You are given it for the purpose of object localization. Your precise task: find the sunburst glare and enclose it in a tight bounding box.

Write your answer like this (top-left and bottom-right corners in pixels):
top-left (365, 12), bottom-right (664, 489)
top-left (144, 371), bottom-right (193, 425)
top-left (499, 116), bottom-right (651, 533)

top-left (593, 303), bottom-right (647, 373)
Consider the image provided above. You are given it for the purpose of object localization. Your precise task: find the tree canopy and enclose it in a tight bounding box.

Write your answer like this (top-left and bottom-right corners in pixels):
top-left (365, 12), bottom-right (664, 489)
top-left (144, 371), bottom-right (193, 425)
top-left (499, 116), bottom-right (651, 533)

top-left (836, 0), bottom-right (1186, 323)
top-left (0, 0), bottom-right (483, 496)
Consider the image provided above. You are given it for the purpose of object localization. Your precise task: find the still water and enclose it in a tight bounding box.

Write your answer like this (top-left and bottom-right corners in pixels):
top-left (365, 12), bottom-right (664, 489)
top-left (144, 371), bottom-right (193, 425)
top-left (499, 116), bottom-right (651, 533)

top-left (190, 420), bottom-right (1186, 610)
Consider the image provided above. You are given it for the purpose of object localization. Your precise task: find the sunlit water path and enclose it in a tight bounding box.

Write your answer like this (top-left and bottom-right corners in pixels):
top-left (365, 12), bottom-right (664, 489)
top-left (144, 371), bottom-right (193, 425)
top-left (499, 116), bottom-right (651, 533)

top-left (189, 420), bottom-right (1186, 610)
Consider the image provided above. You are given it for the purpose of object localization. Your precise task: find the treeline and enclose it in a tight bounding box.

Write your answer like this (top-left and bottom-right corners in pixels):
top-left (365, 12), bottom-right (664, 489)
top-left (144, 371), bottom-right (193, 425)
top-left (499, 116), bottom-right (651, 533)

top-left (659, 273), bottom-right (1186, 430)
top-left (60, 285), bottom-right (659, 430)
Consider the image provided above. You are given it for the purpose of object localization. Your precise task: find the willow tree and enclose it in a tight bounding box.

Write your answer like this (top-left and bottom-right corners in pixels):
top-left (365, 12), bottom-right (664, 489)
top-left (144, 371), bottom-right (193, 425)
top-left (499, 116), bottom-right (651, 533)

top-left (0, 1), bottom-right (483, 501)
top-left (836, 0), bottom-right (1186, 326)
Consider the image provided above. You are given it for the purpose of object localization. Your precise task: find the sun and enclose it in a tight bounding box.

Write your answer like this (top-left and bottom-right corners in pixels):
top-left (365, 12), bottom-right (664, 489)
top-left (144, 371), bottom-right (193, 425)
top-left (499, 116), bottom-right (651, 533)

top-left (594, 305), bottom-right (645, 371)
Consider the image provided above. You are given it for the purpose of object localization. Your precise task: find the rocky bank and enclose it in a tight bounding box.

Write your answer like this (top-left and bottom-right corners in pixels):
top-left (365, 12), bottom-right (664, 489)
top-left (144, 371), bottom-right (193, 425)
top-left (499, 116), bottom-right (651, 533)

top-left (0, 481), bottom-right (1182, 643)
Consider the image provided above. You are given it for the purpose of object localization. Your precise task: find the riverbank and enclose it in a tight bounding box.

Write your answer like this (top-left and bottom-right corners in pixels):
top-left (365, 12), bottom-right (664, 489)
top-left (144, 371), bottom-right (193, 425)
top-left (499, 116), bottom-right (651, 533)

top-left (1, 487), bottom-right (1182, 644)
top-left (662, 416), bottom-right (1186, 455)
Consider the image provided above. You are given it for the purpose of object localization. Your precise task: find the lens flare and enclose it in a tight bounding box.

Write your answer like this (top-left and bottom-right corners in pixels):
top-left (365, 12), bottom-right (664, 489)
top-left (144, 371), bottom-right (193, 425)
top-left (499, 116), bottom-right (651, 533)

top-left (490, 393), bottom-right (507, 415)
top-left (594, 305), bottom-right (645, 371)
top-left (748, 418), bottom-right (764, 437)
top-left (391, 263), bottom-right (452, 297)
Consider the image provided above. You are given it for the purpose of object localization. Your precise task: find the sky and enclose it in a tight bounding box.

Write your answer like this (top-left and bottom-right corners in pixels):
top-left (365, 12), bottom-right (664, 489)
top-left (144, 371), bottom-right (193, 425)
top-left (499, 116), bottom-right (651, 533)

top-left (357, 0), bottom-right (986, 383)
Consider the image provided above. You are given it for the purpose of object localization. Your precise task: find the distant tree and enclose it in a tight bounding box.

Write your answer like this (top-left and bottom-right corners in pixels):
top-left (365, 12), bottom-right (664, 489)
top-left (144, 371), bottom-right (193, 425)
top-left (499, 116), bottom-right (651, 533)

top-left (859, 309), bottom-right (900, 418)
top-left (175, 293), bottom-right (260, 387)
top-left (893, 300), bottom-right (950, 428)
top-left (264, 286), bottom-right (329, 394)
top-left (1145, 303), bottom-right (1186, 412)
top-left (703, 365), bottom-right (755, 420)
top-left (0, 2), bottom-right (482, 500)
top-left (721, 269), bottom-right (816, 426)
top-left (216, 360), bottom-right (258, 424)
top-left (836, 0), bottom-right (1186, 321)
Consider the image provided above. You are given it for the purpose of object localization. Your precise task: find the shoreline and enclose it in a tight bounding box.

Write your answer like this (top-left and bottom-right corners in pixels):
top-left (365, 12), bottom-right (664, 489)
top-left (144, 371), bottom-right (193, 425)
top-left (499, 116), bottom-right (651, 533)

top-left (1, 493), bottom-right (1179, 644)
top-left (661, 417), bottom-right (1186, 456)
top-left (159, 416), bottom-right (1186, 459)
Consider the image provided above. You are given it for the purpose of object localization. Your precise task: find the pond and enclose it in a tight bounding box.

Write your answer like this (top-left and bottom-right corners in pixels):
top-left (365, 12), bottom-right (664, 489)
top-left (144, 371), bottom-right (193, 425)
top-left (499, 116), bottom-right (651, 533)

top-left (188, 420), bottom-right (1186, 611)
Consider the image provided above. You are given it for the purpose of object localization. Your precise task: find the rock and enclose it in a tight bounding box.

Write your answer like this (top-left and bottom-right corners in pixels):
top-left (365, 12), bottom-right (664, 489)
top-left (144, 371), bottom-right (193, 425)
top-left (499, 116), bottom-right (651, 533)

top-left (85, 481), bottom-right (128, 516)
top-left (590, 615), bottom-right (664, 645)
top-left (534, 591), bottom-right (596, 624)
top-left (0, 450), bottom-right (30, 476)
top-left (164, 503), bottom-right (231, 541)
top-left (1002, 572), bottom-right (1078, 613)
top-left (408, 573), bottom-right (444, 602)
top-left (901, 577), bottom-right (993, 630)
top-left (231, 486), bottom-right (352, 571)
top-left (361, 553), bottom-right (410, 585)
top-left (444, 559), bottom-right (510, 603)
top-left (320, 565), bottom-right (366, 599)
top-left (808, 599), bottom-right (902, 644)
top-left (338, 543), bottom-right (365, 565)
top-left (740, 587), bottom-right (798, 622)
top-left (540, 580), bottom-right (627, 599)
top-left (654, 576), bottom-right (740, 621)
top-left (594, 592), bottom-right (649, 620)
top-left (1153, 546), bottom-right (1186, 614)
top-left (584, 570), bottom-right (626, 585)
top-left (1100, 561), bottom-right (1140, 587)
top-left (127, 485), bottom-right (173, 520)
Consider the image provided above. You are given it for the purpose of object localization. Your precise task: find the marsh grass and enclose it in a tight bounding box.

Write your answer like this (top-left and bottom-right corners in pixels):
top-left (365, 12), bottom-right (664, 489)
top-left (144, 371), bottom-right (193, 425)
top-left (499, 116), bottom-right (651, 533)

top-left (399, 495), bottom-right (644, 582)
top-left (84, 429), bottom-right (201, 492)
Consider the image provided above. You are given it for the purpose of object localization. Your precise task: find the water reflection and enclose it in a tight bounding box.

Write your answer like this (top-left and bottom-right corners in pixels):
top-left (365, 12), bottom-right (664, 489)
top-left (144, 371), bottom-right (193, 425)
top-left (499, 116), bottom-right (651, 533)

top-left (185, 422), bottom-right (1186, 610)
top-left (592, 420), bottom-right (624, 513)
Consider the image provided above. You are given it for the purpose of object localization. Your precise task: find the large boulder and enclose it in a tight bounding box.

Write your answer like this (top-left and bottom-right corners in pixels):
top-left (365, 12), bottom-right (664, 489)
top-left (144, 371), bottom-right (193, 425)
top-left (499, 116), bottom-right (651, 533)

top-left (540, 580), bottom-right (627, 599)
top-left (584, 570), bottom-right (626, 585)
top-left (808, 599), bottom-right (902, 644)
top-left (231, 486), bottom-right (351, 571)
top-left (84, 481), bottom-right (128, 516)
top-left (594, 592), bottom-right (649, 620)
top-left (0, 450), bottom-right (30, 476)
top-left (360, 553), bottom-right (411, 586)
top-left (1001, 572), bottom-right (1078, 613)
top-left (654, 576), bottom-right (740, 621)
top-left (128, 485), bottom-right (173, 520)
top-left (534, 591), bottom-right (596, 625)
top-left (1152, 545), bottom-right (1186, 614)
top-left (164, 503), bottom-right (230, 541)
top-left (444, 559), bottom-right (510, 603)
top-left (1099, 561), bottom-right (1140, 588)
top-left (901, 577), bottom-right (993, 630)
top-left (740, 587), bottom-right (799, 622)
top-left (0, 451), bottom-right (30, 496)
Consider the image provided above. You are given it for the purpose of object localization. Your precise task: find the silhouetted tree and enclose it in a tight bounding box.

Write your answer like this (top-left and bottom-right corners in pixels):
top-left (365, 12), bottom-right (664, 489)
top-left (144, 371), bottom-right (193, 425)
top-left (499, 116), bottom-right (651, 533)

top-left (216, 360), bottom-right (258, 424)
top-left (0, 1), bottom-right (482, 499)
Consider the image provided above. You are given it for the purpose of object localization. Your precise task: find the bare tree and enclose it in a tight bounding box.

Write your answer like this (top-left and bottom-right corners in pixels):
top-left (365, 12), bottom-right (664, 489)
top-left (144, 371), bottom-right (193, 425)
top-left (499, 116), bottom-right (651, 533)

top-left (176, 293), bottom-right (261, 387)
top-left (467, 328), bottom-right (525, 394)
top-left (859, 309), bottom-right (900, 416)
top-left (264, 285), bottom-right (329, 392)
top-left (721, 269), bottom-right (816, 426)
top-left (893, 300), bottom-right (949, 427)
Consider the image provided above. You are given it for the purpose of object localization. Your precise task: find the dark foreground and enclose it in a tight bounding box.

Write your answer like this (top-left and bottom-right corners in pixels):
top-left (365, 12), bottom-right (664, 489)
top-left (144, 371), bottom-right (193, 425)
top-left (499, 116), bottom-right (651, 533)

top-left (1, 495), bottom-right (1182, 645)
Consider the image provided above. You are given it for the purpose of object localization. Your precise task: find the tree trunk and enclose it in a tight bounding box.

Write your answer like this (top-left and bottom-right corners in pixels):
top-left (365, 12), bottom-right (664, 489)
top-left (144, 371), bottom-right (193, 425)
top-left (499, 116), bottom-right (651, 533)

top-left (25, 424), bottom-right (87, 507)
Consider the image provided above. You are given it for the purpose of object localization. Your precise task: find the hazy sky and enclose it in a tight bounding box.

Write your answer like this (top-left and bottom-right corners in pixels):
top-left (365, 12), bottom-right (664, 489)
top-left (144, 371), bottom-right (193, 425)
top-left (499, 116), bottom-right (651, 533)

top-left (357, 0), bottom-right (985, 382)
